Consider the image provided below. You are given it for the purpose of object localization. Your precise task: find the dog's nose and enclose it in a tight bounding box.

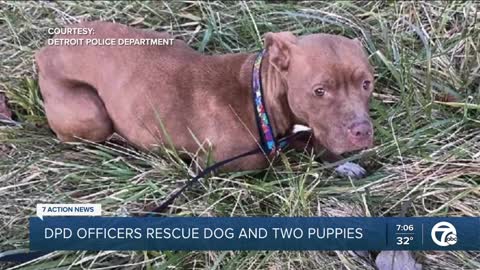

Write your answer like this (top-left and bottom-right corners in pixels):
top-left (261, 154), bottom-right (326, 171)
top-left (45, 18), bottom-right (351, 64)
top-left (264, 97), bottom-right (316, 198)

top-left (347, 120), bottom-right (373, 145)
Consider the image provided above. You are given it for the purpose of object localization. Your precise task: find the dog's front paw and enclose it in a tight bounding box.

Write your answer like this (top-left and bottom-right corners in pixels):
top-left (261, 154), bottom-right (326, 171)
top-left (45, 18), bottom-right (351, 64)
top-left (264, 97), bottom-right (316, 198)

top-left (334, 162), bottom-right (366, 178)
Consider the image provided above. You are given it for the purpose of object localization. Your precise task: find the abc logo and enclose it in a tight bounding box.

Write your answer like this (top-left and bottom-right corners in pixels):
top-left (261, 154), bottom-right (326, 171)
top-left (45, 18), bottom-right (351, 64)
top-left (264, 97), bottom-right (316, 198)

top-left (431, 221), bottom-right (457, 247)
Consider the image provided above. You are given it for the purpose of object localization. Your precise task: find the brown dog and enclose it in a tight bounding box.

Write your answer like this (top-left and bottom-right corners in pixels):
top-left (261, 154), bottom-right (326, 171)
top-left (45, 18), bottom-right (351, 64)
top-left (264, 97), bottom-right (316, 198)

top-left (36, 21), bottom-right (374, 175)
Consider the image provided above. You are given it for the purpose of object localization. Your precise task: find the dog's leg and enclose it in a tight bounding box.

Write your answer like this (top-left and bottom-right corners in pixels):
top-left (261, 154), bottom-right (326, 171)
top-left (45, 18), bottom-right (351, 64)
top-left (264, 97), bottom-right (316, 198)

top-left (39, 76), bottom-right (113, 143)
top-left (320, 150), bottom-right (366, 178)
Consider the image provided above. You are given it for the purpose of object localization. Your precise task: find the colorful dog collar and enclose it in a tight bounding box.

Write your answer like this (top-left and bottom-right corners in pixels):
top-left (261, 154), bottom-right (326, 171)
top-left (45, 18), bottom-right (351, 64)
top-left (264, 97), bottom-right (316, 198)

top-left (252, 49), bottom-right (282, 155)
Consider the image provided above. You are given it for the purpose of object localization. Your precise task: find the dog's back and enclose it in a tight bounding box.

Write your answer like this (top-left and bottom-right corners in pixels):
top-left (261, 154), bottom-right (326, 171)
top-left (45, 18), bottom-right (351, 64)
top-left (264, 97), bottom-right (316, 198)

top-left (36, 21), bottom-right (197, 145)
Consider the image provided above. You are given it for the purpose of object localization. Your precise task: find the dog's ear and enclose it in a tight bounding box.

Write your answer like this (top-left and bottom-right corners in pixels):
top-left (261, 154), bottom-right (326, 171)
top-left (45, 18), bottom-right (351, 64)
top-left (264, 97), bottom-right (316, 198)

top-left (264, 32), bottom-right (297, 71)
top-left (352, 37), bottom-right (373, 72)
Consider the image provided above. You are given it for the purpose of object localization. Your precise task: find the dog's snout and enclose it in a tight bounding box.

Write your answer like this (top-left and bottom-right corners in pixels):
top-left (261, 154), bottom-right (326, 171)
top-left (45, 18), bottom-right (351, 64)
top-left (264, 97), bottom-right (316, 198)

top-left (349, 121), bottom-right (371, 138)
top-left (347, 120), bottom-right (373, 146)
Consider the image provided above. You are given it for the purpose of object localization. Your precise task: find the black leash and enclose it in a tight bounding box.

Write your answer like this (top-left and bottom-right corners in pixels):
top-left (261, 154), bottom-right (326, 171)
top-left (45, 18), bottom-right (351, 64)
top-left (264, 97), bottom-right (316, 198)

top-left (146, 132), bottom-right (298, 215)
top-left (146, 147), bottom-right (261, 215)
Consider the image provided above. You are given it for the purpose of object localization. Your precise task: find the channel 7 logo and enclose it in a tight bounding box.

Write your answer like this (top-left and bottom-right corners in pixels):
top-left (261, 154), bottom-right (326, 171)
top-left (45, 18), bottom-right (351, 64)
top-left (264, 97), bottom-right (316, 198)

top-left (431, 221), bottom-right (457, 247)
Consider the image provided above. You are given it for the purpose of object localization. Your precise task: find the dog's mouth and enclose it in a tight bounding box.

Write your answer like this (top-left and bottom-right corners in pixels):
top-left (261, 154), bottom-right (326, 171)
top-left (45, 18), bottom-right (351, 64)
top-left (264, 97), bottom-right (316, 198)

top-left (295, 124), bottom-right (373, 155)
top-left (318, 133), bottom-right (373, 156)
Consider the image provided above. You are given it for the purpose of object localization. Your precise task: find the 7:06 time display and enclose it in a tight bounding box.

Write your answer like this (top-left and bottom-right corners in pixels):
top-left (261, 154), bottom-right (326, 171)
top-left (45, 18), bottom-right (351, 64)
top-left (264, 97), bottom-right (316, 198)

top-left (394, 224), bottom-right (418, 246)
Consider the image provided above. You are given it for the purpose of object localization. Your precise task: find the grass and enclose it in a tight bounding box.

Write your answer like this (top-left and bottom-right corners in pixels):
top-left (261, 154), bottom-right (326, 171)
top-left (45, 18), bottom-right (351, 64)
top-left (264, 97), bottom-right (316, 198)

top-left (1, 0), bottom-right (479, 269)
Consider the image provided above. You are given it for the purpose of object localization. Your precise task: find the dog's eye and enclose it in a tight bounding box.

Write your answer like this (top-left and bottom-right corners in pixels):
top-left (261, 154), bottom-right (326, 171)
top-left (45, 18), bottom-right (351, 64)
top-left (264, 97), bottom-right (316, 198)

top-left (362, 80), bottom-right (371, 90)
top-left (313, 87), bottom-right (325, 96)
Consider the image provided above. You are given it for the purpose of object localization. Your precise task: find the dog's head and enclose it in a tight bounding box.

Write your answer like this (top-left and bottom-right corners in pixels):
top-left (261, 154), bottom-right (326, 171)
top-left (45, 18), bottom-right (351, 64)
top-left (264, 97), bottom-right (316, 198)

top-left (265, 32), bottom-right (374, 155)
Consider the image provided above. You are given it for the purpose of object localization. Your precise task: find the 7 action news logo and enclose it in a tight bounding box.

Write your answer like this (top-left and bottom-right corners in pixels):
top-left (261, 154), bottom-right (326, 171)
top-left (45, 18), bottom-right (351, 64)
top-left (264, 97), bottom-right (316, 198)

top-left (431, 221), bottom-right (457, 247)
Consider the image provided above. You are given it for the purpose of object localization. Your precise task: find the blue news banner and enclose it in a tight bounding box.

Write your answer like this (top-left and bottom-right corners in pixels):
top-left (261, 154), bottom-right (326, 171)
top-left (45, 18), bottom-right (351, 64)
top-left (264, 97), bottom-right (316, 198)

top-left (30, 217), bottom-right (479, 251)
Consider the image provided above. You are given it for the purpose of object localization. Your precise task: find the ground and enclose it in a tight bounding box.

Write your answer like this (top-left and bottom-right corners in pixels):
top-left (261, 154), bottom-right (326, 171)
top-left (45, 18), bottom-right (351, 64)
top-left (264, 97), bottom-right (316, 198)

top-left (0, 1), bottom-right (479, 269)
